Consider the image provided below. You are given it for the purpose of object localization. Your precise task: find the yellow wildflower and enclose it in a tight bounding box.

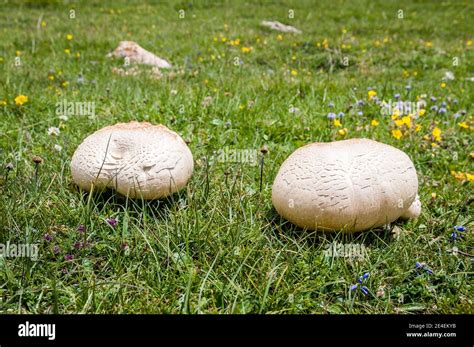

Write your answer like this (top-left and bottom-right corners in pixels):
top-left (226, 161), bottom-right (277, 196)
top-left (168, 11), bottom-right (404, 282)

top-left (371, 119), bottom-right (379, 126)
top-left (277, 34), bottom-right (283, 41)
top-left (458, 122), bottom-right (469, 129)
top-left (333, 119), bottom-right (342, 127)
top-left (392, 129), bottom-right (402, 140)
top-left (0, 100), bottom-right (7, 106)
top-left (338, 128), bottom-right (348, 136)
top-left (64, 49), bottom-right (71, 55)
top-left (368, 90), bottom-right (377, 100)
top-left (66, 34), bottom-right (73, 40)
top-left (432, 127), bottom-right (442, 141)
top-left (241, 46), bottom-right (252, 53)
top-left (291, 69), bottom-right (298, 76)
top-left (401, 115), bottom-right (411, 128)
top-left (466, 173), bottom-right (474, 182)
top-left (418, 109), bottom-right (426, 116)
top-left (14, 95), bottom-right (28, 105)
top-left (440, 82), bottom-right (446, 88)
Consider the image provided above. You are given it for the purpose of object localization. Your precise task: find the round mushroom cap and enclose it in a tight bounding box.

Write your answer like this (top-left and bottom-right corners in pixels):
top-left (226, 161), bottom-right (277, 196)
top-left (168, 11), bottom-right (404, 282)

top-left (271, 138), bottom-right (419, 232)
top-left (71, 121), bottom-right (193, 199)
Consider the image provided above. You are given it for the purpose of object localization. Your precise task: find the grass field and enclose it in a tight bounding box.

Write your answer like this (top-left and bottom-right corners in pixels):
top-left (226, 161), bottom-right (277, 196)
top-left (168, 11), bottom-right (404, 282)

top-left (0, 0), bottom-right (473, 314)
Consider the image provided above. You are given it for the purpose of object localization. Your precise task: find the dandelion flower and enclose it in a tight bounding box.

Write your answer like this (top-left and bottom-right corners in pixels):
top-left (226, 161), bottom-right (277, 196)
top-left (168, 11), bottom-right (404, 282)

top-left (66, 34), bottom-right (73, 40)
top-left (14, 95), bottom-right (28, 105)
top-left (432, 127), bottom-right (442, 141)
top-left (368, 90), bottom-right (377, 100)
top-left (392, 129), bottom-right (403, 140)
top-left (371, 119), bottom-right (379, 126)
top-left (458, 122), bottom-right (469, 129)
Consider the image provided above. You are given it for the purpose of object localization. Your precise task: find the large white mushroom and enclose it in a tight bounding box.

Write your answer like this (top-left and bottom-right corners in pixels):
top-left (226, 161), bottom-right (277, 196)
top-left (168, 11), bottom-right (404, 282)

top-left (71, 121), bottom-right (193, 199)
top-left (272, 139), bottom-right (421, 232)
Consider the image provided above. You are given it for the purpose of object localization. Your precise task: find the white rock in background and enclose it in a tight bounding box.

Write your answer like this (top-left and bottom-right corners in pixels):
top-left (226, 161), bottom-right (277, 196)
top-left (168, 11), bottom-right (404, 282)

top-left (261, 20), bottom-right (302, 34)
top-left (107, 41), bottom-right (172, 68)
top-left (71, 121), bottom-right (193, 200)
top-left (272, 139), bottom-right (420, 232)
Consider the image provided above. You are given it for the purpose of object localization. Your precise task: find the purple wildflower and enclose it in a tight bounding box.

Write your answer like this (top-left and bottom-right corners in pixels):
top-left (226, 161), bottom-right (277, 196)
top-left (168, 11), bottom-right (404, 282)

top-left (77, 224), bottom-right (86, 233)
top-left (106, 217), bottom-right (118, 227)
top-left (327, 112), bottom-right (337, 120)
top-left (430, 96), bottom-right (437, 102)
top-left (394, 93), bottom-right (401, 99)
top-left (44, 233), bottom-right (53, 242)
top-left (74, 241), bottom-right (82, 250)
top-left (357, 100), bottom-right (365, 106)
top-left (64, 254), bottom-right (74, 261)
top-left (53, 245), bottom-right (60, 255)
top-left (438, 107), bottom-right (447, 114)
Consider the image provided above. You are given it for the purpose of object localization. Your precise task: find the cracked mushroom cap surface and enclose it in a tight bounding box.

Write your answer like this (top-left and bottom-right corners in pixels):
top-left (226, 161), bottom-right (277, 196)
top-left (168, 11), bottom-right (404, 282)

top-left (271, 138), bottom-right (420, 232)
top-left (71, 121), bottom-right (193, 199)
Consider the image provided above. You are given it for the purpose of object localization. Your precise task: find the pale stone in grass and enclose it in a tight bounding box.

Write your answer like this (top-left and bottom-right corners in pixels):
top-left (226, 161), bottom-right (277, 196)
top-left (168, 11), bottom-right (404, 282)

top-left (261, 20), bottom-right (302, 34)
top-left (71, 121), bottom-right (193, 200)
top-left (107, 41), bottom-right (172, 68)
top-left (272, 139), bottom-right (420, 232)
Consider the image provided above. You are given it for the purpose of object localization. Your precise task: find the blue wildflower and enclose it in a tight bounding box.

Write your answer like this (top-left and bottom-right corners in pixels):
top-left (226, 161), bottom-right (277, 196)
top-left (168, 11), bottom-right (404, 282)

top-left (361, 286), bottom-right (369, 295)
top-left (430, 96), bottom-right (437, 102)
top-left (451, 232), bottom-right (457, 240)
top-left (394, 93), bottom-right (401, 99)
top-left (405, 85), bottom-right (411, 91)
top-left (350, 284), bottom-right (359, 291)
top-left (327, 112), bottom-right (337, 119)
top-left (328, 102), bottom-right (335, 108)
top-left (357, 100), bottom-right (365, 106)
top-left (415, 262), bottom-right (424, 269)
top-left (338, 112), bottom-right (345, 118)
top-left (430, 105), bottom-right (438, 112)
top-left (438, 107), bottom-right (447, 114)
top-left (454, 225), bottom-right (466, 232)
top-left (362, 272), bottom-right (370, 280)
top-left (357, 111), bottom-right (363, 116)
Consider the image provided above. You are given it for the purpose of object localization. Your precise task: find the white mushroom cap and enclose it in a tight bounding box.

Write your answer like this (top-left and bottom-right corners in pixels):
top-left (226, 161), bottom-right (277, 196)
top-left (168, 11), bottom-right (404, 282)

top-left (71, 121), bottom-right (193, 199)
top-left (272, 138), bottom-right (420, 232)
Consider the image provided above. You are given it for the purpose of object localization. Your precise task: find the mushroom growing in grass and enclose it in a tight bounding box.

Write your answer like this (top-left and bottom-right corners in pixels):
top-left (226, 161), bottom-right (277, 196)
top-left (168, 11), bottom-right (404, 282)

top-left (272, 138), bottom-right (421, 232)
top-left (71, 121), bottom-right (194, 200)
